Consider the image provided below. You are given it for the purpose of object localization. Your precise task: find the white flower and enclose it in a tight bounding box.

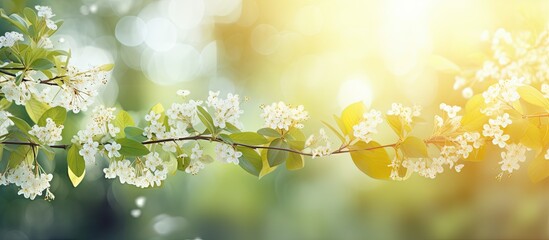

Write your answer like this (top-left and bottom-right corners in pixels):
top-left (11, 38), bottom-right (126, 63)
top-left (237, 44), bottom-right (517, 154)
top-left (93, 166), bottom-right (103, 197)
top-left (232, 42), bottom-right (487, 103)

top-left (176, 89), bottom-right (190, 97)
top-left (80, 141), bottom-right (99, 164)
top-left (0, 110), bottom-right (14, 136)
top-left (32, 66), bottom-right (110, 113)
top-left (35, 5), bottom-right (55, 18)
top-left (353, 109), bottom-right (383, 143)
top-left (215, 143), bottom-right (242, 164)
top-left (105, 142), bottom-right (122, 158)
top-left (305, 128), bottom-right (332, 158)
top-left (1, 79), bottom-right (33, 105)
top-left (4, 162), bottom-right (53, 200)
top-left (499, 143), bottom-right (528, 174)
top-left (35, 6), bottom-right (57, 30)
top-left (261, 101), bottom-right (309, 130)
top-left (206, 91), bottom-right (244, 128)
top-left (440, 103), bottom-right (461, 119)
top-left (0, 31), bottom-right (24, 48)
top-left (28, 118), bottom-right (64, 145)
top-left (462, 87), bottom-right (473, 99)
top-left (387, 103), bottom-right (421, 125)
top-left (38, 36), bottom-right (53, 48)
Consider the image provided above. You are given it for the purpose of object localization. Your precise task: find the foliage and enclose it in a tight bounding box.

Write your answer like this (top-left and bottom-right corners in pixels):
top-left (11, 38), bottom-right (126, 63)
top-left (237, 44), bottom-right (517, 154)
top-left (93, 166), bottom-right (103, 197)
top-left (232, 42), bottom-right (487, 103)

top-left (0, 6), bottom-right (549, 201)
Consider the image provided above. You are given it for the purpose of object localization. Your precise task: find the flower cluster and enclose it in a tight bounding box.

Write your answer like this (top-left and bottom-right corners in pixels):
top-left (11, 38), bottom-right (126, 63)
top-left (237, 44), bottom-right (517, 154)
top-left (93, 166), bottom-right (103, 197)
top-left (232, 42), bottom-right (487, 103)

top-left (499, 143), bottom-right (529, 174)
top-left (454, 28), bottom-right (549, 98)
top-left (305, 128), bottom-right (332, 158)
top-left (215, 143), bottom-right (242, 165)
top-left (482, 113), bottom-right (512, 148)
top-left (0, 31), bottom-right (24, 48)
top-left (261, 101), bottom-right (309, 131)
top-left (35, 5), bottom-right (57, 30)
top-left (386, 103), bottom-right (421, 126)
top-left (0, 110), bottom-right (14, 136)
top-left (167, 94), bottom-right (202, 129)
top-left (28, 118), bottom-right (64, 145)
top-left (206, 91), bottom-right (243, 129)
top-left (185, 144), bottom-right (205, 175)
top-left (0, 162), bottom-right (54, 200)
top-left (353, 109), bottom-right (383, 143)
top-left (72, 106), bottom-right (119, 164)
top-left (103, 152), bottom-right (168, 188)
top-left (1, 75), bottom-right (33, 105)
top-left (481, 78), bottom-right (522, 116)
top-left (39, 66), bottom-right (110, 113)
top-left (434, 103), bottom-right (462, 132)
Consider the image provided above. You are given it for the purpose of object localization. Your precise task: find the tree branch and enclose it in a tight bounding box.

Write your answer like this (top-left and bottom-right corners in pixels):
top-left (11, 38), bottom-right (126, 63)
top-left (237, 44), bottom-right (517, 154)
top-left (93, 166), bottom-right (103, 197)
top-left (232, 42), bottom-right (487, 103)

top-left (1, 135), bottom-right (398, 157)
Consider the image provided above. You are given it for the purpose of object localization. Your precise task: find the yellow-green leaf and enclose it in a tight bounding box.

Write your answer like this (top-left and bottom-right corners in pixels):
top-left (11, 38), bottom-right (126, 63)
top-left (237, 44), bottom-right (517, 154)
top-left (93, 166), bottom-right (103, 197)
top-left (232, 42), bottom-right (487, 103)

top-left (400, 136), bottom-right (429, 158)
top-left (38, 106), bottom-right (66, 126)
top-left (528, 153), bottom-right (549, 183)
top-left (518, 85), bottom-right (549, 109)
top-left (230, 132), bottom-right (268, 145)
top-left (339, 101), bottom-right (366, 137)
top-left (113, 110), bottom-right (135, 138)
top-left (67, 145), bottom-right (85, 178)
top-left (259, 149), bottom-right (277, 178)
top-left (349, 141), bottom-right (392, 179)
top-left (68, 167), bottom-right (85, 188)
top-left (25, 96), bottom-right (50, 123)
top-left (286, 152), bottom-right (304, 170)
top-left (237, 146), bottom-right (262, 176)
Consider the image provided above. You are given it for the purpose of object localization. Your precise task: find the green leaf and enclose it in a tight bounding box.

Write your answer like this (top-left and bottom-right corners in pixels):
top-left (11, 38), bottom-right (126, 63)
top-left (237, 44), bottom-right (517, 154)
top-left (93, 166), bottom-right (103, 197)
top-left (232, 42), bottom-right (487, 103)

top-left (230, 132), bottom-right (268, 145)
top-left (113, 110), bottom-right (135, 138)
top-left (30, 58), bottom-right (55, 70)
top-left (67, 144), bottom-right (85, 178)
top-left (0, 98), bottom-right (12, 110)
top-left (25, 96), bottom-right (50, 123)
top-left (118, 138), bottom-right (150, 157)
top-left (236, 146), bottom-right (262, 177)
top-left (286, 152), bottom-right (304, 170)
top-left (518, 85), bottom-right (549, 109)
top-left (339, 101), bottom-right (366, 137)
top-left (8, 116), bottom-right (32, 133)
top-left (400, 136), bottom-right (429, 158)
top-left (224, 122), bottom-right (241, 133)
top-left (257, 128), bottom-right (281, 138)
top-left (124, 127), bottom-right (147, 142)
top-left (39, 146), bottom-right (56, 161)
top-left (8, 146), bottom-right (32, 168)
top-left (349, 141), bottom-right (392, 179)
top-left (196, 105), bottom-right (216, 134)
top-left (267, 138), bottom-right (289, 167)
top-left (23, 7), bottom-right (37, 26)
top-left (286, 128), bottom-right (306, 150)
top-left (38, 106), bottom-right (66, 126)
top-left (218, 134), bottom-right (233, 144)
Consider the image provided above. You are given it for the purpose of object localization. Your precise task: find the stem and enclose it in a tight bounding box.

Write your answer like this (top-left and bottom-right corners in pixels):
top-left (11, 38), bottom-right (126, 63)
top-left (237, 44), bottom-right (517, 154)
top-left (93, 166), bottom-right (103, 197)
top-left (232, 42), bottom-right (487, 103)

top-left (523, 113), bottom-right (549, 119)
top-left (2, 135), bottom-right (398, 157)
top-left (0, 69), bottom-right (64, 86)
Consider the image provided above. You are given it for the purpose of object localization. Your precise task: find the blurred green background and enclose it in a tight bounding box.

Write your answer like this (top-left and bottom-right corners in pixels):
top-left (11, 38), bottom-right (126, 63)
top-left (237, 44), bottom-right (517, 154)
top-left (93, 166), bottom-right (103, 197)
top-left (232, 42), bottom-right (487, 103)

top-left (2, 0), bottom-right (549, 239)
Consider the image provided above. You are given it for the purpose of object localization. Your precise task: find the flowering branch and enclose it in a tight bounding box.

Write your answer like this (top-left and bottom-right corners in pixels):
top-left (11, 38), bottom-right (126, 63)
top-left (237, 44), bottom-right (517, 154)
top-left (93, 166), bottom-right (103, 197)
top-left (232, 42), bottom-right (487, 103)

top-left (1, 6), bottom-right (549, 202)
